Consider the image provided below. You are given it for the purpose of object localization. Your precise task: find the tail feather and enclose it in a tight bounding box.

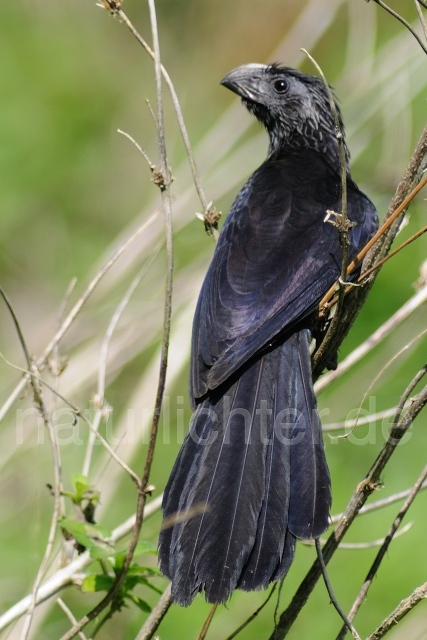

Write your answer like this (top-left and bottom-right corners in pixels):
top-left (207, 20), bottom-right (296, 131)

top-left (287, 330), bottom-right (331, 539)
top-left (159, 328), bottom-right (331, 606)
top-left (238, 370), bottom-right (291, 591)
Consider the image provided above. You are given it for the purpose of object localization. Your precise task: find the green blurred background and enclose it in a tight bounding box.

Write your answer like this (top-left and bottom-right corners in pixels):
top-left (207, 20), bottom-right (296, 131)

top-left (0, 1), bottom-right (426, 638)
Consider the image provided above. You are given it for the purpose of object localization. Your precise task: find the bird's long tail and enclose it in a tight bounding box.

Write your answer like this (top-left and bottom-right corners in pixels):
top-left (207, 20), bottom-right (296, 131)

top-left (158, 328), bottom-right (331, 606)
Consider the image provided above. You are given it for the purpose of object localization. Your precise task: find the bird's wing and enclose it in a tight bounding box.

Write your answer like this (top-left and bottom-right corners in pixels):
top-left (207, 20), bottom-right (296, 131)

top-left (191, 149), bottom-right (375, 400)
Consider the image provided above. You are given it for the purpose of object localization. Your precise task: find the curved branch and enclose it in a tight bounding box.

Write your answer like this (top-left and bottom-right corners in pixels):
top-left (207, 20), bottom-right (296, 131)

top-left (313, 124), bottom-right (427, 380)
top-left (366, 582), bottom-right (427, 640)
top-left (269, 379), bottom-right (427, 639)
top-left (336, 461), bottom-right (427, 638)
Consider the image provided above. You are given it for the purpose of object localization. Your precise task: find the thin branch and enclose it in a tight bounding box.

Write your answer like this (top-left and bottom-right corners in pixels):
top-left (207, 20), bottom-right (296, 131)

top-left (0, 354), bottom-right (142, 486)
top-left (57, 599), bottom-right (88, 640)
top-left (356, 224), bottom-right (427, 283)
top-left (134, 584), bottom-right (172, 640)
top-left (0, 209), bottom-right (160, 424)
top-left (0, 496), bottom-right (163, 632)
top-left (52, 385), bottom-right (141, 486)
top-left (347, 172), bottom-right (427, 275)
top-left (336, 461), bottom-right (427, 639)
top-left (315, 539), bottom-right (361, 640)
top-left (197, 605), bottom-right (218, 640)
top-left (103, 2), bottom-right (219, 237)
top-left (312, 123), bottom-right (427, 380)
top-left (269, 377), bottom-right (427, 639)
top-left (82, 251), bottom-right (159, 478)
top-left (302, 49), bottom-right (351, 368)
top-left (52, 276), bottom-right (77, 380)
top-left (330, 482), bottom-right (427, 523)
top-left (0, 287), bottom-right (64, 640)
top-left (348, 333), bottom-right (427, 438)
top-left (323, 402), bottom-right (412, 431)
top-left (0, 286), bottom-right (33, 368)
top-left (224, 584), bottom-right (277, 640)
top-left (51, 279), bottom-right (74, 553)
top-left (370, 0), bottom-right (427, 54)
top-left (117, 129), bottom-right (155, 171)
top-left (318, 172), bottom-right (427, 313)
top-left (305, 522), bottom-right (412, 549)
top-left (414, 0), bottom-right (427, 42)
top-left (366, 582), bottom-right (427, 640)
top-left (314, 282), bottom-right (427, 394)
top-left (20, 398), bottom-right (62, 640)
top-left (58, 2), bottom-right (175, 637)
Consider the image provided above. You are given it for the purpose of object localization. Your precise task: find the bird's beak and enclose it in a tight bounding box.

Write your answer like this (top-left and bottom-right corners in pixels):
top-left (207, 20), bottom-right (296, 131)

top-left (220, 64), bottom-right (267, 101)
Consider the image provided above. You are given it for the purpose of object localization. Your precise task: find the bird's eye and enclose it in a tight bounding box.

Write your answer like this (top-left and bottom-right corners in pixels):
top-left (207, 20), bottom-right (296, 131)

top-left (273, 79), bottom-right (288, 93)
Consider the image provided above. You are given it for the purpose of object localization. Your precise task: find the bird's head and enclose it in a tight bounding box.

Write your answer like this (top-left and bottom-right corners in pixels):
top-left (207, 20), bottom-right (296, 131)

top-left (221, 63), bottom-right (349, 168)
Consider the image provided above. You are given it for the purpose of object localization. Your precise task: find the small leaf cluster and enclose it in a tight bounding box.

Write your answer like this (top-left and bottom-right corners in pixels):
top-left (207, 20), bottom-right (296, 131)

top-left (58, 475), bottom-right (160, 617)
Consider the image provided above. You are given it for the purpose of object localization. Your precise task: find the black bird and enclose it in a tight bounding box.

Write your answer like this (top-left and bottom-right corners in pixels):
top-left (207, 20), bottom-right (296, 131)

top-left (159, 63), bottom-right (378, 606)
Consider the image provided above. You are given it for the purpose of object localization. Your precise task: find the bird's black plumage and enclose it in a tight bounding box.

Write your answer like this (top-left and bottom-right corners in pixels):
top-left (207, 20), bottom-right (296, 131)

top-left (158, 63), bottom-right (378, 606)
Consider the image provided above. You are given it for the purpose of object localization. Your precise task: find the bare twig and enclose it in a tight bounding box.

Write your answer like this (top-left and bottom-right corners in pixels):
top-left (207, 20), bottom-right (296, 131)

top-left (103, 1), bottom-right (219, 237)
top-left (0, 352), bottom-right (142, 485)
top-left (330, 482), bottom-right (427, 523)
top-left (57, 599), bottom-right (88, 640)
top-left (134, 584), bottom-right (172, 640)
top-left (52, 276), bottom-right (77, 380)
top-left (117, 129), bottom-right (155, 171)
top-left (318, 172), bottom-right (427, 313)
top-left (57, 3), bottom-right (174, 638)
top-left (302, 49), bottom-right (352, 368)
top-left (312, 124), bottom-right (427, 380)
top-left (305, 48), bottom-right (349, 270)
top-left (321, 219), bottom-right (427, 309)
top-left (0, 495), bottom-right (162, 632)
top-left (269, 377), bottom-right (427, 639)
top-left (0, 287), bottom-right (64, 640)
top-left (315, 539), bottom-right (362, 640)
top-left (197, 605), bottom-right (218, 640)
top-left (224, 584), bottom-right (277, 640)
top-left (82, 251), bottom-right (159, 478)
top-left (351, 336), bottom-right (427, 437)
top-left (314, 283), bottom-right (427, 394)
top-left (366, 581), bottom-right (427, 640)
top-left (305, 522), bottom-right (412, 549)
top-left (415, 0), bottom-right (427, 41)
top-left (356, 223), bottom-right (427, 283)
top-left (0, 210), bottom-right (160, 424)
top-left (52, 385), bottom-right (141, 486)
top-left (336, 461), bottom-right (427, 639)
top-left (323, 402), bottom-right (412, 431)
top-left (345, 173), bottom-right (427, 275)
top-left (369, 0), bottom-right (427, 54)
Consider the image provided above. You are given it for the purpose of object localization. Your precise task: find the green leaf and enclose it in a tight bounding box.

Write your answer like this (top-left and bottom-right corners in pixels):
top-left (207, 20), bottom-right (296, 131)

top-left (124, 593), bottom-right (151, 613)
top-left (123, 575), bottom-right (140, 591)
top-left (128, 576), bottom-right (163, 595)
top-left (59, 518), bottom-right (92, 549)
top-left (58, 517), bottom-right (113, 558)
top-left (71, 473), bottom-right (89, 493)
top-left (82, 574), bottom-right (114, 593)
top-left (82, 522), bottom-right (112, 541)
top-left (133, 540), bottom-right (158, 556)
top-left (89, 544), bottom-right (113, 561)
top-left (127, 565), bottom-right (161, 577)
top-left (111, 551), bottom-right (126, 573)
top-left (107, 540), bottom-right (157, 568)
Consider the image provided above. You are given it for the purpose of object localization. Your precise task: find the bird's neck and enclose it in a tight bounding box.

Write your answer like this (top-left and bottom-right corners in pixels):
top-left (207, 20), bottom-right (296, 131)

top-left (267, 126), bottom-right (349, 175)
